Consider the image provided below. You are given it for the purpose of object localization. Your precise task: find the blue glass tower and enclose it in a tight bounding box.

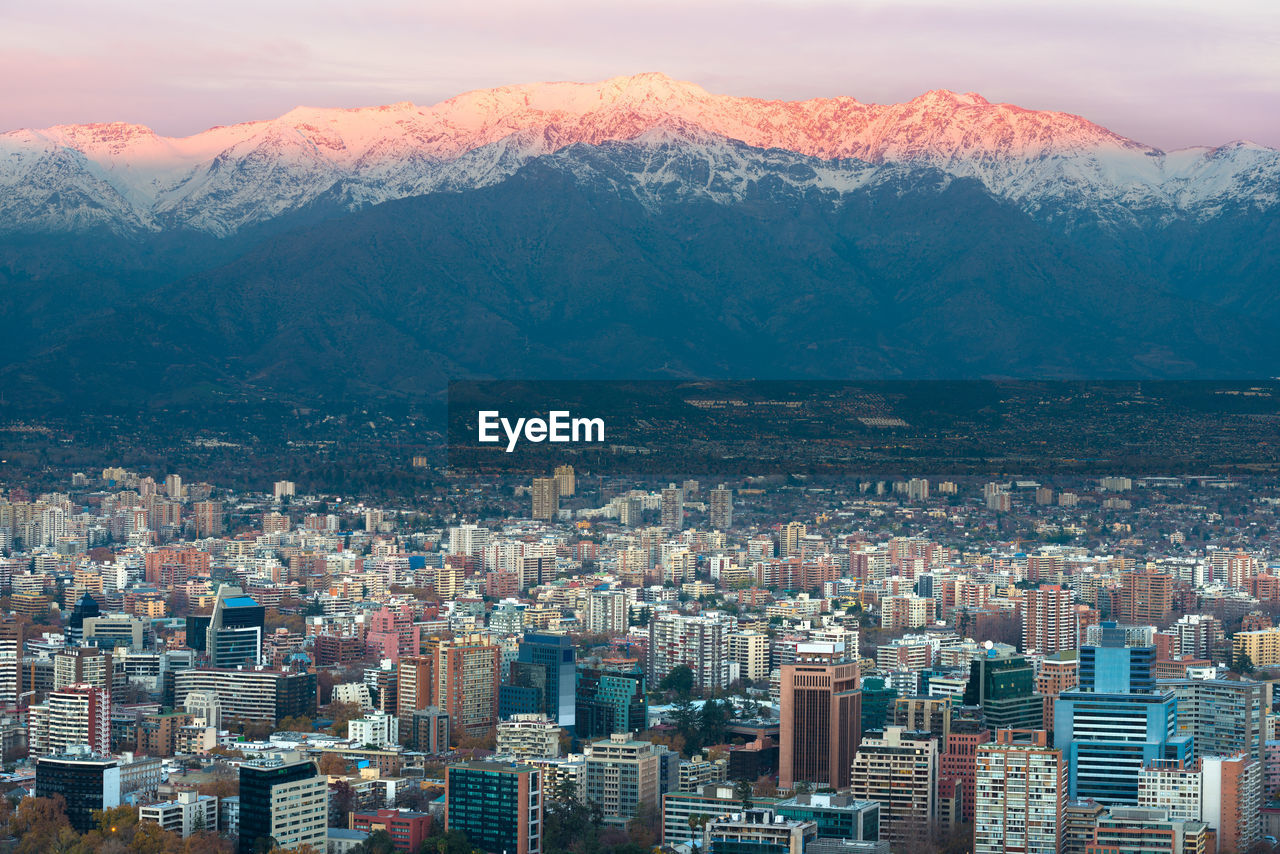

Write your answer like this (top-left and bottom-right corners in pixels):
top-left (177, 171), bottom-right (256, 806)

top-left (1054, 623), bottom-right (1191, 804)
top-left (503, 632), bottom-right (576, 728)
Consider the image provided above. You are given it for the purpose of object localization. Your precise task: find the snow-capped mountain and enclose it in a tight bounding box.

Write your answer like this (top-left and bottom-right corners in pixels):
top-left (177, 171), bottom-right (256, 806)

top-left (2, 72), bottom-right (1277, 235)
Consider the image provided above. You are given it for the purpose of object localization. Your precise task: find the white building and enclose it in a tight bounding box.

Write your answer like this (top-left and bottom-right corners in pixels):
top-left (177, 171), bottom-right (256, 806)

top-left (348, 711), bottom-right (399, 749)
top-left (140, 791), bottom-right (219, 838)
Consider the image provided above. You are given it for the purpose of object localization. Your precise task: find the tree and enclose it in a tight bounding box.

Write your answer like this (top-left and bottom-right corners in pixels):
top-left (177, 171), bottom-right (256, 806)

top-left (658, 664), bottom-right (695, 697)
top-left (1235, 650), bottom-right (1256, 674)
top-left (734, 778), bottom-right (753, 812)
top-left (277, 715), bottom-right (314, 732)
top-left (318, 751), bottom-right (351, 776)
top-left (10, 796), bottom-right (72, 854)
top-left (360, 829), bottom-right (397, 854)
top-left (325, 701), bottom-right (364, 737)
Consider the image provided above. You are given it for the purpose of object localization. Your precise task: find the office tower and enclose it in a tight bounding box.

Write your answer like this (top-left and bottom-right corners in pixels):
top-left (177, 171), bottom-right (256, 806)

top-left (648, 612), bottom-right (732, 693)
top-left (140, 791), bottom-right (219, 838)
top-left (238, 752), bottom-right (327, 854)
top-left (446, 762), bottom-right (543, 854)
top-left (410, 707), bottom-right (450, 754)
top-left (850, 727), bottom-right (938, 847)
top-left (0, 617), bottom-right (19, 706)
top-left (701, 808), bottom-right (818, 854)
top-left (963, 651), bottom-right (1044, 732)
top-left (1088, 807), bottom-right (1208, 853)
top-left (585, 733), bottom-right (667, 823)
top-left (1023, 584), bottom-right (1078, 655)
top-left (36, 750), bottom-right (121, 833)
top-left (709, 485), bottom-right (733, 530)
top-left (781, 522), bottom-right (806, 557)
top-left (553, 464), bottom-right (575, 497)
top-left (939, 723), bottom-right (992, 824)
top-left (65, 591), bottom-right (100, 646)
top-left (973, 729), bottom-right (1066, 854)
top-left (1163, 676), bottom-right (1264, 762)
top-left (728, 631), bottom-right (771, 682)
top-left (187, 586), bottom-right (265, 667)
top-left (576, 663), bottom-right (647, 739)
top-left (585, 590), bottom-right (629, 636)
top-left (509, 632), bottom-right (575, 727)
top-left (1112, 571), bottom-right (1173, 626)
top-left (660, 484), bottom-right (684, 531)
top-left (531, 477), bottom-right (559, 521)
top-left (1055, 630), bottom-right (1191, 805)
top-left (496, 714), bottom-right (562, 760)
top-left (173, 668), bottom-right (317, 725)
top-left (859, 675), bottom-right (898, 734)
top-left (192, 500), bottom-right (224, 536)
top-left (779, 641), bottom-right (861, 790)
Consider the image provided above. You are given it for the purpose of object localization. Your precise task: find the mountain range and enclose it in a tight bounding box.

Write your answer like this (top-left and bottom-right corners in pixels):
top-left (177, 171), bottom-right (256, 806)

top-left (1, 73), bottom-right (1278, 412)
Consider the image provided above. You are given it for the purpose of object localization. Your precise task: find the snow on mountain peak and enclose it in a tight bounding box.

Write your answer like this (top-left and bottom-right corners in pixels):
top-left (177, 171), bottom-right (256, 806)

top-left (1, 72), bottom-right (1275, 235)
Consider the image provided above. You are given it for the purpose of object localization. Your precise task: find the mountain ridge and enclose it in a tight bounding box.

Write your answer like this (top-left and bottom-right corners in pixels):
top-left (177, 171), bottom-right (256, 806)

top-left (3, 72), bottom-right (1277, 236)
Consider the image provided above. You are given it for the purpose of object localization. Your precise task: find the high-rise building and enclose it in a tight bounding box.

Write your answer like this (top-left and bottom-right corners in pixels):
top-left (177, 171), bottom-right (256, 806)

top-left (939, 723), bottom-right (992, 825)
top-left (64, 592), bottom-right (100, 647)
top-left (1171, 614), bottom-right (1225, 662)
top-left (779, 641), bottom-right (861, 790)
top-left (727, 631), bottom-right (771, 682)
top-left (30, 684), bottom-right (111, 756)
top-left (1162, 677), bottom-right (1264, 762)
top-left (709, 485), bottom-right (733, 530)
top-left (585, 590), bottom-right (629, 636)
top-left (531, 478), bottom-right (559, 521)
top-left (648, 612), bottom-right (732, 693)
top-left (237, 752), bottom-right (327, 854)
top-left (973, 729), bottom-right (1066, 854)
top-left (1023, 584), bottom-right (1078, 656)
top-left (660, 485), bottom-right (684, 531)
top-left (187, 586), bottom-right (265, 668)
top-left (781, 522), bottom-right (807, 557)
top-left (1111, 571), bottom-right (1173, 626)
top-left (1055, 630), bottom-right (1192, 805)
top-left (173, 668), bottom-right (317, 725)
top-left (446, 761), bottom-right (543, 854)
top-left (0, 617), bottom-right (19, 706)
top-left (1202, 754), bottom-right (1263, 854)
top-left (36, 750), bottom-right (121, 833)
top-left (432, 634), bottom-right (501, 739)
top-left (850, 727), bottom-right (938, 848)
top-left (553, 464), bottom-right (575, 498)
top-left (1062, 799), bottom-right (1105, 854)
top-left (507, 633), bottom-right (576, 728)
top-left (53, 646), bottom-right (112, 691)
top-left (192, 500), bottom-right (224, 537)
top-left (576, 663), bottom-right (647, 739)
top-left (963, 652), bottom-right (1044, 732)
top-left (496, 714), bottom-right (562, 761)
top-left (410, 707), bottom-right (450, 754)
top-left (585, 733), bottom-right (669, 824)
top-left (1035, 652), bottom-right (1079, 732)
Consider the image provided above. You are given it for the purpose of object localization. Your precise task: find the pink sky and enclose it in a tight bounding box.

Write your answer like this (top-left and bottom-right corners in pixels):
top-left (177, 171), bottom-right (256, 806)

top-left (3, 0), bottom-right (1278, 150)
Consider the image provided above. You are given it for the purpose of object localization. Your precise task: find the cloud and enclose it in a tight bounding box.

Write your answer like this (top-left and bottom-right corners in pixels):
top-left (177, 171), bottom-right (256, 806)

top-left (1, 0), bottom-right (1277, 148)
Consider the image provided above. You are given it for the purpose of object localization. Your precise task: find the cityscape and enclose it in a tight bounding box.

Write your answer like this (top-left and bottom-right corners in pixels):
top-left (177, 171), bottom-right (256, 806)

top-left (0, 464), bottom-right (1277, 854)
top-left (3, 1), bottom-right (1279, 853)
